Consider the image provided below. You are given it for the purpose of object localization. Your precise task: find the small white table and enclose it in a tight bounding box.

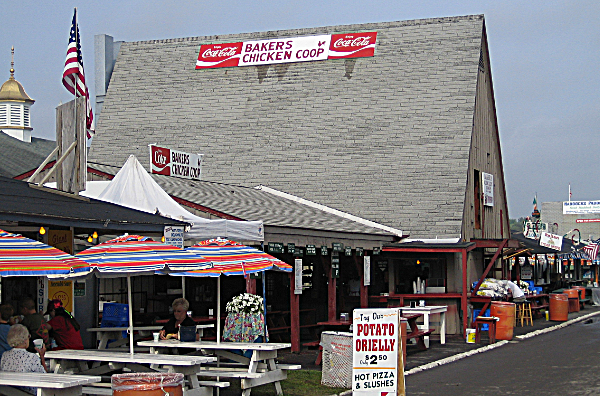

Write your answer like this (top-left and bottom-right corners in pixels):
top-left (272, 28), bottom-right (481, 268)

top-left (139, 340), bottom-right (295, 396)
top-left (46, 350), bottom-right (216, 396)
top-left (88, 324), bottom-right (214, 349)
top-left (0, 372), bottom-right (101, 396)
top-left (400, 305), bottom-right (447, 348)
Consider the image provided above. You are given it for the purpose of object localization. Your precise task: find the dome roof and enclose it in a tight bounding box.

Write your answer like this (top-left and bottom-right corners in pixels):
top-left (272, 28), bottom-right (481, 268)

top-left (0, 76), bottom-right (34, 102)
top-left (0, 47), bottom-right (34, 103)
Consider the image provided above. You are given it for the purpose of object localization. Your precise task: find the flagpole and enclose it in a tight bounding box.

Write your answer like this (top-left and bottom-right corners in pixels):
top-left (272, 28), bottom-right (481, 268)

top-left (569, 184), bottom-right (571, 202)
top-left (73, 7), bottom-right (79, 190)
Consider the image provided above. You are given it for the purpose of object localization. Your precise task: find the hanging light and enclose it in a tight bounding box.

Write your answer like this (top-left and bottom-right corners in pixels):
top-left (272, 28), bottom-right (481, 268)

top-left (92, 231), bottom-right (98, 239)
top-left (39, 226), bottom-right (46, 235)
top-left (87, 235), bottom-right (93, 243)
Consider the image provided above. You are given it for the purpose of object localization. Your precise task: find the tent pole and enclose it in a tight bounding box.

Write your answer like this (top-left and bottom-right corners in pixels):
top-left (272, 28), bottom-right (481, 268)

top-left (127, 275), bottom-right (134, 354)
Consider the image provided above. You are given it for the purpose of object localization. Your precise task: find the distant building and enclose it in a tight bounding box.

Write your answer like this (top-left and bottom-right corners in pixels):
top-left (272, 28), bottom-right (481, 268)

top-left (541, 201), bottom-right (600, 243)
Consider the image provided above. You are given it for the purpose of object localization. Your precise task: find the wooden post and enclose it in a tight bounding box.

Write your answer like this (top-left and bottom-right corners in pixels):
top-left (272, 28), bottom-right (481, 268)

top-left (462, 248), bottom-right (468, 337)
top-left (354, 256), bottom-right (369, 308)
top-left (245, 277), bottom-right (257, 295)
top-left (321, 256), bottom-right (337, 321)
top-left (397, 314), bottom-right (406, 396)
top-left (289, 273), bottom-right (300, 353)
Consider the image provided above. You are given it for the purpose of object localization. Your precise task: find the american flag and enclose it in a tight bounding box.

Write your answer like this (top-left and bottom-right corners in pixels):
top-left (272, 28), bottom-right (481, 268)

top-left (583, 240), bottom-right (600, 261)
top-left (63, 9), bottom-right (94, 139)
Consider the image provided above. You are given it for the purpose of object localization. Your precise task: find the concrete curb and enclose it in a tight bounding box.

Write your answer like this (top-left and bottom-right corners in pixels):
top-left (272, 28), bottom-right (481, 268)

top-left (329, 311), bottom-right (600, 395)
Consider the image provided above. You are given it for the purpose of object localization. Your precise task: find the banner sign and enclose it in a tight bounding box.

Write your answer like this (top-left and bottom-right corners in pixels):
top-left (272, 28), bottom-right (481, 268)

top-left (482, 172), bottom-right (494, 207)
top-left (294, 259), bottom-right (303, 294)
top-left (363, 256), bottom-right (371, 286)
top-left (563, 201), bottom-right (600, 214)
top-left (539, 232), bottom-right (563, 251)
top-left (48, 280), bottom-right (73, 313)
top-left (149, 144), bottom-right (203, 180)
top-left (196, 31), bottom-right (377, 69)
top-left (353, 308), bottom-right (402, 395)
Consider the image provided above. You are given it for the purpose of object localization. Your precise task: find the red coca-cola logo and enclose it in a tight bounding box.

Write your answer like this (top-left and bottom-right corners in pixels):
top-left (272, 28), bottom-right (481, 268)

top-left (202, 47), bottom-right (239, 58)
top-left (151, 146), bottom-right (171, 176)
top-left (333, 36), bottom-right (372, 48)
top-left (328, 32), bottom-right (377, 59)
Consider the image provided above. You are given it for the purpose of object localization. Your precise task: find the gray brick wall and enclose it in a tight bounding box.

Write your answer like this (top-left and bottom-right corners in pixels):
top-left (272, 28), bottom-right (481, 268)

top-left (90, 15), bottom-right (485, 239)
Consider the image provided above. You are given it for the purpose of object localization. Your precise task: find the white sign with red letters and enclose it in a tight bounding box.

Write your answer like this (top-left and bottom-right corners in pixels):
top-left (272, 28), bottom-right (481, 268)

top-left (196, 31), bottom-right (377, 69)
top-left (353, 308), bottom-right (401, 395)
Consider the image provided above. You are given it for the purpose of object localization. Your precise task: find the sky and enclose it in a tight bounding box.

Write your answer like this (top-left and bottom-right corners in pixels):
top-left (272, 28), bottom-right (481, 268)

top-left (1, 1), bottom-right (599, 219)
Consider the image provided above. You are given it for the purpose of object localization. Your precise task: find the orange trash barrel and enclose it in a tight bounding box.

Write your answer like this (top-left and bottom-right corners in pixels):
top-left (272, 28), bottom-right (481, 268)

top-left (112, 373), bottom-right (184, 396)
top-left (563, 289), bottom-right (580, 312)
top-left (490, 301), bottom-right (515, 341)
top-left (573, 286), bottom-right (586, 300)
top-left (549, 293), bottom-right (569, 321)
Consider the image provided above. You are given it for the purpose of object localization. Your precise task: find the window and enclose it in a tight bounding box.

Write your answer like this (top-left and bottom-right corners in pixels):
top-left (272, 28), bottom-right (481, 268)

top-left (23, 105), bottom-right (30, 127)
top-left (0, 104), bottom-right (7, 125)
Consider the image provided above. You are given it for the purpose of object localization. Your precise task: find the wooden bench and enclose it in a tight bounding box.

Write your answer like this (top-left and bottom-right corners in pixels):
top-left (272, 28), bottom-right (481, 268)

top-left (407, 329), bottom-right (434, 350)
top-left (0, 372), bottom-right (101, 396)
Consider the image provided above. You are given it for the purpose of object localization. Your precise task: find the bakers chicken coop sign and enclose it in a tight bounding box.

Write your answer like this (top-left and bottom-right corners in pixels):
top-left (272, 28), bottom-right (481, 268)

top-left (196, 31), bottom-right (377, 69)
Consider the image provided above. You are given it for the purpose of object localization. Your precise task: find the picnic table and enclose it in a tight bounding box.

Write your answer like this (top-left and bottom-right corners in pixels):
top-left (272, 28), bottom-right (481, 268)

top-left (88, 324), bottom-right (214, 349)
top-left (45, 349), bottom-right (216, 396)
top-left (138, 340), bottom-right (297, 396)
top-left (399, 305), bottom-right (447, 348)
top-left (0, 372), bottom-right (101, 396)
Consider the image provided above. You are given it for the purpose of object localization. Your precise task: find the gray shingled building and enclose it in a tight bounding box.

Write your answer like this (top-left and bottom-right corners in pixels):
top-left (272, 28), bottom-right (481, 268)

top-left (92, 14), bottom-right (514, 336)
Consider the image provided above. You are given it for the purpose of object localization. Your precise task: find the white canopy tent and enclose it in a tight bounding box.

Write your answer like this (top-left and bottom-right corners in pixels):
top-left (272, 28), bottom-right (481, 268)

top-left (92, 155), bottom-right (264, 242)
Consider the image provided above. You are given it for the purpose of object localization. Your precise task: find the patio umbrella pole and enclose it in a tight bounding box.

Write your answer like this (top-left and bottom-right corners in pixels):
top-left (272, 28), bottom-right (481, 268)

top-left (127, 275), bottom-right (134, 354)
top-left (263, 273), bottom-right (267, 341)
top-left (217, 276), bottom-right (221, 345)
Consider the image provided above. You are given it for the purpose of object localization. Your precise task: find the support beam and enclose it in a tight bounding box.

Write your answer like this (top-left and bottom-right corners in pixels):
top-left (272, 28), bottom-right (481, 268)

top-left (289, 273), bottom-right (300, 353)
top-left (472, 238), bottom-right (509, 295)
top-left (354, 256), bottom-right (368, 308)
top-left (462, 248), bottom-right (468, 337)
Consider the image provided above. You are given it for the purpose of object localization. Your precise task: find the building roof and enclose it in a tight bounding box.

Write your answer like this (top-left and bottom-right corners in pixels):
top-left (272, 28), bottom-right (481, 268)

top-left (88, 162), bottom-right (399, 238)
top-left (0, 133), bottom-right (56, 178)
top-left (0, 176), bottom-right (188, 234)
top-left (90, 15), bottom-right (486, 239)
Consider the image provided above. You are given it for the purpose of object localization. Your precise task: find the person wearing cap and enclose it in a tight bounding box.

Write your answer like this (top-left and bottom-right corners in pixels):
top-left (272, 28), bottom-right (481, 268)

top-left (45, 300), bottom-right (83, 350)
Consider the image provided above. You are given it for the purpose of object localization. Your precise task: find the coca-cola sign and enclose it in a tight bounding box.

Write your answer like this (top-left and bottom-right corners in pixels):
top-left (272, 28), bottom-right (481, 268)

top-left (329, 32), bottom-right (377, 59)
top-left (149, 144), bottom-right (203, 180)
top-left (196, 31), bottom-right (377, 69)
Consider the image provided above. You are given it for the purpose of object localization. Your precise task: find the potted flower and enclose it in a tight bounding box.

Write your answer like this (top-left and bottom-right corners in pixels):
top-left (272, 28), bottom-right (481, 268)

top-left (222, 293), bottom-right (268, 343)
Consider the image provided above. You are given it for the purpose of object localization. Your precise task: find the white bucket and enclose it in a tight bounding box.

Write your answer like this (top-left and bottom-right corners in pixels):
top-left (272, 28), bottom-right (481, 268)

top-left (466, 329), bottom-right (476, 344)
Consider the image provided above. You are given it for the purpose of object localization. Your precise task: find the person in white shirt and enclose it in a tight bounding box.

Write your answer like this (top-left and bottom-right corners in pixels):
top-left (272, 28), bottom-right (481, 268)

top-left (506, 281), bottom-right (526, 302)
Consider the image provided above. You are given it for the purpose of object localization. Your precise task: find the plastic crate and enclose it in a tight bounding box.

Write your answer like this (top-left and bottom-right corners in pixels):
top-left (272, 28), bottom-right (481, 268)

top-left (473, 309), bottom-right (490, 330)
top-left (102, 303), bottom-right (129, 323)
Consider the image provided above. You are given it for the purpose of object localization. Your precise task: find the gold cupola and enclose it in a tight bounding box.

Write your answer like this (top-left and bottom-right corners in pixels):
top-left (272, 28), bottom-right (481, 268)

top-left (0, 47), bottom-right (35, 142)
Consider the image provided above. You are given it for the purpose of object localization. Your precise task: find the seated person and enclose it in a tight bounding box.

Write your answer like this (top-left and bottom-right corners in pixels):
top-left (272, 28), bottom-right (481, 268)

top-left (159, 298), bottom-right (197, 340)
top-left (45, 299), bottom-right (84, 350)
top-left (19, 297), bottom-right (50, 352)
top-left (0, 304), bottom-right (13, 360)
top-left (506, 280), bottom-right (526, 302)
top-left (1, 324), bottom-right (48, 395)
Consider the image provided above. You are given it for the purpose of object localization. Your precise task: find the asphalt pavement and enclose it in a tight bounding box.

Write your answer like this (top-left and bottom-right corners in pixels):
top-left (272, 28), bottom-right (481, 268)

top-left (276, 303), bottom-right (600, 395)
